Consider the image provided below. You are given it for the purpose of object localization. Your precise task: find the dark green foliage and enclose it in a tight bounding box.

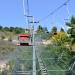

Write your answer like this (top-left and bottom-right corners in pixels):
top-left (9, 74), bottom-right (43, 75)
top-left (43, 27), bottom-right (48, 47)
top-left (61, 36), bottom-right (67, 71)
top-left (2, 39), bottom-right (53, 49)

top-left (37, 25), bottom-right (49, 39)
top-left (48, 26), bottom-right (58, 38)
top-left (60, 28), bottom-right (65, 32)
top-left (37, 25), bottom-right (44, 33)
top-left (67, 28), bottom-right (72, 34)
top-left (14, 27), bottom-right (24, 34)
top-left (66, 16), bottom-right (75, 27)
top-left (71, 16), bottom-right (75, 25)
top-left (9, 27), bottom-right (15, 32)
top-left (66, 16), bottom-right (75, 45)
top-left (3, 27), bottom-right (9, 31)
top-left (0, 25), bottom-right (3, 30)
top-left (0, 25), bottom-right (25, 34)
top-left (66, 16), bottom-right (75, 37)
top-left (67, 28), bottom-right (75, 38)
top-left (37, 25), bottom-right (49, 34)
top-left (51, 26), bottom-right (57, 33)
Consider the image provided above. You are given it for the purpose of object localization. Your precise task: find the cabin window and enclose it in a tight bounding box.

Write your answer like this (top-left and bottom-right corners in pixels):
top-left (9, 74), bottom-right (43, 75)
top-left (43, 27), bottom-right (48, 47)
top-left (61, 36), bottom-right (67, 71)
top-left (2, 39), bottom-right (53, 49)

top-left (19, 36), bottom-right (29, 40)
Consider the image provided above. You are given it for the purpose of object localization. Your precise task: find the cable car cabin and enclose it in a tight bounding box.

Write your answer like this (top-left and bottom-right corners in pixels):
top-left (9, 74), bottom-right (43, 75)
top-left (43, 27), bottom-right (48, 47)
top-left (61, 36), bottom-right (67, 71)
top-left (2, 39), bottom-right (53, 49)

top-left (17, 34), bottom-right (31, 46)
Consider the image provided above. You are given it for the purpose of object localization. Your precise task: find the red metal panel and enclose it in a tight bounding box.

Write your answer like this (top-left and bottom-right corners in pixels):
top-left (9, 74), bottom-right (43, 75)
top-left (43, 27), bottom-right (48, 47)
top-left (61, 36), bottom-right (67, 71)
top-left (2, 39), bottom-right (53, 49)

top-left (19, 37), bottom-right (29, 40)
top-left (18, 34), bottom-right (30, 37)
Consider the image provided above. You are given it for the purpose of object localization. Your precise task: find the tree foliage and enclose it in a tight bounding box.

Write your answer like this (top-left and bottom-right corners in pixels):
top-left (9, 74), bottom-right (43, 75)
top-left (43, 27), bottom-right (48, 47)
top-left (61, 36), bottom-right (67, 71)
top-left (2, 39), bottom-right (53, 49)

top-left (0, 26), bottom-right (25, 34)
top-left (60, 28), bottom-right (65, 32)
top-left (66, 16), bottom-right (75, 49)
top-left (51, 32), bottom-right (70, 46)
top-left (66, 16), bottom-right (75, 38)
top-left (51, 26), bottom-right (57, 33)
top-left (66, 16), bottom-right (75, 27)
top-left (3, 27), bottom-right (9, 31)
top-left (37, 25), bottom-right (44, 33)
top-left (47, 31), bottom-right (72, 70)
top-left (47, 26), bottom-right (58, 39)
top-left (36, 25), bottom-right (49, 39)
top-left (0, 25), bottom-right (3, 30)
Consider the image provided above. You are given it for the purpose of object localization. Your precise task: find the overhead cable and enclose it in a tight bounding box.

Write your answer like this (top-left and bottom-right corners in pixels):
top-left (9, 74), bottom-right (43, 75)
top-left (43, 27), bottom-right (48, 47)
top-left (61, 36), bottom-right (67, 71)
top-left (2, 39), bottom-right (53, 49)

top-left (23, 0), bottom-right (26, 16)
top-left (39, 0), bottom-right (70, 22)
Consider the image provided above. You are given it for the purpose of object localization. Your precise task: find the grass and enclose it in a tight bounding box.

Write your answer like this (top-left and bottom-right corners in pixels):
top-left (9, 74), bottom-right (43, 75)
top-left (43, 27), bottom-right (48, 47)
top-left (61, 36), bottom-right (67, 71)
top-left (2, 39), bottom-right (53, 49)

top-left (0, 40), bottom-right (16, 59)
top-left (0, 46), bottom-right (33, 75)
top-left (36, 45), bottom-right (67, 75)
top-left (0, 40), bottom-right (16, 75)
top-left (7, 46), bottom-right (33, 75)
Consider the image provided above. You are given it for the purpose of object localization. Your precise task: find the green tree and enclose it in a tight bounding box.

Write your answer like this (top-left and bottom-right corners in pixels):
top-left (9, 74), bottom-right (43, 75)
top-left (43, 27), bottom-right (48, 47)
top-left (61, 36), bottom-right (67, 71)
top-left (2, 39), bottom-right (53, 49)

top-left (60, 28), bottom-right (64, 32)
top-left (66, 16), bottom-right (75, 27)
top-left (51, 26), bottom-right (57, 36)
top-left (14, 27), bottom-right (24, 34)
top-left (0, 25), bottom-right (3, 30)
top-left (51, 32), bottom-right (70, 46)
top-left (9, 27), bottom-right (15, 32)
top-left (51, 26), bottom-right (57, 33)
top-left (66, 16), bottom-right (75, 44)
top-left (37, 25), bottom-right (44, 33)
top-left (37, 25), bottom-right (49, 39)
top-left (66, 16), bottom-right (75, 37)
top-left (66, 16), bottom-right (75, 75)
top-left (49, 32), bottom-right (71, 69)
top-left (3, 27), bottom-right (9, 31)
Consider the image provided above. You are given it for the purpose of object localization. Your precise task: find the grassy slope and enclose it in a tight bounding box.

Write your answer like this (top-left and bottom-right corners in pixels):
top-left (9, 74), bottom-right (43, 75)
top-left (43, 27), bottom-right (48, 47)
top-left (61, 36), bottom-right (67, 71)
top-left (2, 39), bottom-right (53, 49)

top-left (8, 46), bottom-right (33, 74)
top-left (36, 45), bottom-right (66, 75)
top-left (0, 40), bottom-right (16, 59)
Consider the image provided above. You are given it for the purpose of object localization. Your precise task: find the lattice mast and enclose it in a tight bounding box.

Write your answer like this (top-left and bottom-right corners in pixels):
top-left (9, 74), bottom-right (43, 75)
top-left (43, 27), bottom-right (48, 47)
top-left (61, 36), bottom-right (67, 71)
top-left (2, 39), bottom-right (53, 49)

top-left (23, 0), bottom-right (32, 33)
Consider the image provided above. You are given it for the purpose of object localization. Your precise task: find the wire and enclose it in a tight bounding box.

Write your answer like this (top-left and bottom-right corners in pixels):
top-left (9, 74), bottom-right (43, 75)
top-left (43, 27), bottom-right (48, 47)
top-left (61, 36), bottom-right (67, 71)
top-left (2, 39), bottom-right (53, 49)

top-left (23, 0), bottom-right (30, 16)
top-left (23, 0), bottom-right (26, 16)
top-left (27, 0), bottom-right (30, 16)
top-left (38, 0), bottom-right (70, 22)
top-left (65, 2), bottom-right (70, 20)
top-left (23, 0), bottom-right (30, 29)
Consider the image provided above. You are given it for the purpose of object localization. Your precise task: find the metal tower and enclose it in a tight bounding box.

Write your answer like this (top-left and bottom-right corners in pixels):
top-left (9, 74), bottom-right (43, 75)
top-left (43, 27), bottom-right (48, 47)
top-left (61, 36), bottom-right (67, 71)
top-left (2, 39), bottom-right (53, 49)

top-left (23, 0), bottom-right (33, 33)
top-left (22, 1), bottom-right (36, 75)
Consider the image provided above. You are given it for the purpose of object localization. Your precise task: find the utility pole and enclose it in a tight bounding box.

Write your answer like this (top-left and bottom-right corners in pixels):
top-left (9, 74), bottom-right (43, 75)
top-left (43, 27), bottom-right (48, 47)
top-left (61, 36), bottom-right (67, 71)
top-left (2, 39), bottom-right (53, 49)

top-left (22, 1), bottom-right (37, 75)
top-left (32, 17), bottom-right (36, 75)
top-left (23, 0), bottom-right (31, 33)
top-left (28, 16), bottom-right (39, 75)
top-left (32, 17), bottom-right (39, 75)
top-left (27, 16), bottom-right (36, 75)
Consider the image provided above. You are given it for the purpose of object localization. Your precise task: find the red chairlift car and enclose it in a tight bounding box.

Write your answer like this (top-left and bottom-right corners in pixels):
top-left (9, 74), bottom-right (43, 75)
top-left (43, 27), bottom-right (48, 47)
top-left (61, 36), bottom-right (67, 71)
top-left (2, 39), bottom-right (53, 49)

top-left (17, 34), bottom-right (32, 46)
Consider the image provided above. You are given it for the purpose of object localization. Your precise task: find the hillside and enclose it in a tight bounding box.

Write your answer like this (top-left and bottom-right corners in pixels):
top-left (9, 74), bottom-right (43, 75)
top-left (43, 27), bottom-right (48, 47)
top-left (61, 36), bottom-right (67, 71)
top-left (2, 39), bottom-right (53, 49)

top-left (0, 26), bottom-right (25, 41)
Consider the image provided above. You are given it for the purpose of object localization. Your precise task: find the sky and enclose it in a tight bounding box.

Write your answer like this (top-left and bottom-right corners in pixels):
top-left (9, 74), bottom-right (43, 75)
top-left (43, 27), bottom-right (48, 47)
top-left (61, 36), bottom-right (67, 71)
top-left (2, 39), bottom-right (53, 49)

top-left (0, 0), bottom-right (75, 31)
